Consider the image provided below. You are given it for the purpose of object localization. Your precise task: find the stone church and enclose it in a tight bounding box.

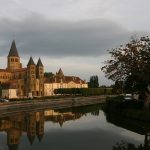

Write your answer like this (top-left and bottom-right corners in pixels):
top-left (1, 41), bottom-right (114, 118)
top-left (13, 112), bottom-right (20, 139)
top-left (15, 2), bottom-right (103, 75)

top-left (0, 40), bottom-right (44, 98)
top-left (0, 41), bottom-right (88, 99)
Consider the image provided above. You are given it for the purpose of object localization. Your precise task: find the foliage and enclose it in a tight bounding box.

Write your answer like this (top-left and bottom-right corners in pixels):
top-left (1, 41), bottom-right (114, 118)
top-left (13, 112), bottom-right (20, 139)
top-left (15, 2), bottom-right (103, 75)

top-left (88, 75), bottom-right (99, 88)
top-left (111, 81), bottom-right (123, 94)
top-left (103, 96), bottom-right (150, 122)
top-left (54, 88), bottom-right (113, 96)
top-left (101, 36), bottom-right (150, 96)
top-left (105, 96), bottom-right (144, 111)
top-left (44, 72), bottom-right (54, 78)
top-left (99, 85), bottom-right (107, 88)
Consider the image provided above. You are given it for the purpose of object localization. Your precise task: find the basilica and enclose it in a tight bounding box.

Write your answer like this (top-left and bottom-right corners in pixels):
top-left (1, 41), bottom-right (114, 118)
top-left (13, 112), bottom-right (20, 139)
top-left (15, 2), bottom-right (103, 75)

top-left (0, 41), bottom-right (88, 99)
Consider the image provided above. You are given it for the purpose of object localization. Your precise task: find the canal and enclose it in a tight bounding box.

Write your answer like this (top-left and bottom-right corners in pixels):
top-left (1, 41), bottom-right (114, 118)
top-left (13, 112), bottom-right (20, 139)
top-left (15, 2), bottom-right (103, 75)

top-left (0, 104), bottom-right (148, 150)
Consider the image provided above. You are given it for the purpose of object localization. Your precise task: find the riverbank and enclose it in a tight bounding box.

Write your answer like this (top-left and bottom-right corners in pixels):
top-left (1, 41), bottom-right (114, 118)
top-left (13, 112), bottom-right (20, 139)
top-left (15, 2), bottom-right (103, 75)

top-left (103, 96), bottom-right (150, 123)
top-left (0, 96), bottom-right (106, 117)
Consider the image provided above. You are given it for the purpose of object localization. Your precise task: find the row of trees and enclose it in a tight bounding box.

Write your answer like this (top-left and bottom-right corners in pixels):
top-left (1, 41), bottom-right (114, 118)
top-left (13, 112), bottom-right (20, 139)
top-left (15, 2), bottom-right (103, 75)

top-left (88, 75), bottom-right (99, 88)
top-left (54, 88), bottom-right (113, 96)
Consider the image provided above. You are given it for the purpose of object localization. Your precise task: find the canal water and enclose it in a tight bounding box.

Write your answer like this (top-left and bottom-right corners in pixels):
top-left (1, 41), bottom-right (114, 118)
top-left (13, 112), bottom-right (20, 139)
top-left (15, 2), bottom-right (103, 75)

top-left (0, 104), bottom-right (148, 150)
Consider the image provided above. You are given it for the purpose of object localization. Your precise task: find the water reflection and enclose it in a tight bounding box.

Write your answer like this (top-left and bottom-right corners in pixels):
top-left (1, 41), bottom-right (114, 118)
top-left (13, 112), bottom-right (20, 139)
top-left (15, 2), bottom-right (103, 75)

top-left (0, 109), bottom-right (86, 150)
top-left (0, 104), bottom-right (149, 150)
top-left (0, 105), bottom-right (101, 150)
top-left (105, 112), bottom-right (150, 150)
top-left (113, 138), bottom-right (150, 150)
top-left (112, 134), bottom-right (150, 150)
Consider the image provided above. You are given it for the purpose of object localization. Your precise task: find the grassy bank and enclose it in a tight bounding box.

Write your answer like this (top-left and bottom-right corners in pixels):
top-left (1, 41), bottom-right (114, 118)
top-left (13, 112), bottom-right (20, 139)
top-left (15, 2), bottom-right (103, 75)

top-left (102, 96), bottom-right (150, 123)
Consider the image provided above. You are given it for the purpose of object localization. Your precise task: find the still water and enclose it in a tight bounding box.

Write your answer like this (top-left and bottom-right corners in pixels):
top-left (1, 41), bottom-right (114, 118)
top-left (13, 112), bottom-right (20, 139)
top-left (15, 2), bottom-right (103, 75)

top-left (0, 104), bottom-right (148, 150)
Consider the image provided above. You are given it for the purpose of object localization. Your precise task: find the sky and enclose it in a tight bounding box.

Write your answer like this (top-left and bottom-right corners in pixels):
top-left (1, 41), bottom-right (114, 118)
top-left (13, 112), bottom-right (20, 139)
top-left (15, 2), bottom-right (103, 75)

top-left (0, 0), bottom-right (150, 85)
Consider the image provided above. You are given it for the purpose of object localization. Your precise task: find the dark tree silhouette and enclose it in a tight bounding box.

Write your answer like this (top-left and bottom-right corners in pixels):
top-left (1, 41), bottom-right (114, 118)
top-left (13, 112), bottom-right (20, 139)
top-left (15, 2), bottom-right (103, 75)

top-left (88, 75), bottom-right (99, 88)
top-left (101, 36), bottom-right (150, 101)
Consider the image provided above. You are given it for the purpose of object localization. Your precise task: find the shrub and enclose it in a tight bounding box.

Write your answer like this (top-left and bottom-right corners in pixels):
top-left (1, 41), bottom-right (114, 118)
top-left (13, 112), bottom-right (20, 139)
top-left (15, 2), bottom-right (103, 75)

top-left (54, 88), bottom-right (113, 96)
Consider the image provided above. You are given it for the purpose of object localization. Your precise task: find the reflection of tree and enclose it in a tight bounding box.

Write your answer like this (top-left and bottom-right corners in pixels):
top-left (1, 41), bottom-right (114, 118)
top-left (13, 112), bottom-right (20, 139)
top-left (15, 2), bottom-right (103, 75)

top-left (91, 110), bottom-right (99, 116)
top-left (112, 141), bottom-right (150, 150)
top-left (144, 133), bottom-right (150, 149)
top-left (105, 112), bottom-right (150, 150)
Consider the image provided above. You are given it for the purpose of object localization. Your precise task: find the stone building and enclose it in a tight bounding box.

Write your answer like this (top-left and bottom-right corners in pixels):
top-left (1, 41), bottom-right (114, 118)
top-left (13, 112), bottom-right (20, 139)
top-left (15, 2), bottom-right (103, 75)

top-left (0, 40), bottom-right (44, 98)
top-left (0, 41), bottom-right (88, 99)
top-left (44, 68), bottom-right (88, 96)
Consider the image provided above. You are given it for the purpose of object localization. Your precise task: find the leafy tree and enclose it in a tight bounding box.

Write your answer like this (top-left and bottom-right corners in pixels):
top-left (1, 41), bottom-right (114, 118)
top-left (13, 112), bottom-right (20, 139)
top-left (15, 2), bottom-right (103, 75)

top-left (88, 75), bottom-right (99, 88)
top-left (44, 72), bottom-right (54, 78)
top-left (112, 81), bottom-right (123, 94)
top-left (101, 36), bottom-right (150, 100)
top-left (99, 85), bottom-right (107, 88)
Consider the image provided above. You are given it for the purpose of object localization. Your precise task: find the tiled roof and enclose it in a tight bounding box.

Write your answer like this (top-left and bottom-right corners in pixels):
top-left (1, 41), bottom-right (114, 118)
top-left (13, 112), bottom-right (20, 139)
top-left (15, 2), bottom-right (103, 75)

top-left (11, 68), bottom-right (27, 73)
top-left (0, 69), bottom-right (11, 73)
top-left (1, 80), bottom-right (18, 89)
top-left (44, 75), bottom-right (86, 84)
top-left (8, 40), bottom-right (19, 57)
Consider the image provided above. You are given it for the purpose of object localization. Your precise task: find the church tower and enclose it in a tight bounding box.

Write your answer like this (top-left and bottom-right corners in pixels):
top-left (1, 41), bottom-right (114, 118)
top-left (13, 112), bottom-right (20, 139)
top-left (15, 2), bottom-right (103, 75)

top-left (36, 58), bottom-right (44, 96)
top-left (27, 57), bottom-right (36, 97)
top-left (7, 40), bottom-right (22, 70)
top-left (57, 68), bottom-right (64, 77)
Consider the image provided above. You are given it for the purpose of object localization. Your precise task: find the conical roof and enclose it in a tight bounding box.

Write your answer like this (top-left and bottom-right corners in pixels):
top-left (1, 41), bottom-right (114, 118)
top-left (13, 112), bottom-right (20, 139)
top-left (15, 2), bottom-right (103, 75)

top-left (37, 58), bottom-right (43, 67)
top-left (8, 40), bottom-right (19, 57)
top-left (37, 134), bottom-right (44, 142)
top-left (27, 57), bottom-right (35, 66)
top-left (27, 134), bottom-right (35, 145)
top-left (58, 68), bottom-right (64, 76)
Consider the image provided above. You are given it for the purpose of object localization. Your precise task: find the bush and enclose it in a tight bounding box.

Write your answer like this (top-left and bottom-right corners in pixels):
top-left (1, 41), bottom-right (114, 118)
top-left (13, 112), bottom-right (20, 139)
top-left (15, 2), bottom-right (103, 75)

top-left (54, 88), bottom-right (113, 96)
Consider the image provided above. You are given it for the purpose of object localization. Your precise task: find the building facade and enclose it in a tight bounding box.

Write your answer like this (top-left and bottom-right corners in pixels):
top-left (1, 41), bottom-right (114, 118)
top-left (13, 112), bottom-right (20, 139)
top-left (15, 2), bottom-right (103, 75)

top-left (44, 68), bottom-right (88, 96)
top-left (0, 41), bottom-right (88, 99)
top-left (0, 40), bottom-right (44, 98)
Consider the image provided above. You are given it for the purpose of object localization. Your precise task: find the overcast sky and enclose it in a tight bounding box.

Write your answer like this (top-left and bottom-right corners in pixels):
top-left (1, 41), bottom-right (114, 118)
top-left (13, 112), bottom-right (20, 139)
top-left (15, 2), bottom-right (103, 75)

top-left (0, 0), bottom-right (150, 85)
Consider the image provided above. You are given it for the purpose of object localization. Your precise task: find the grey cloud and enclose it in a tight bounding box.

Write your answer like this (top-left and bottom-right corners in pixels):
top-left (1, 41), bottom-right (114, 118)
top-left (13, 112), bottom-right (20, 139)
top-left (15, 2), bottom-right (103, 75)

top-left (0, 14), bottom-right (132, 57)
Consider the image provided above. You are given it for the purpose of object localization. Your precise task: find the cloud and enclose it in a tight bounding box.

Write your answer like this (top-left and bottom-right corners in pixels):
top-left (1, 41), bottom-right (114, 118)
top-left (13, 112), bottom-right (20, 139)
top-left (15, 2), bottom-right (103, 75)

top-left (0, 13), bottom-right (132, 58)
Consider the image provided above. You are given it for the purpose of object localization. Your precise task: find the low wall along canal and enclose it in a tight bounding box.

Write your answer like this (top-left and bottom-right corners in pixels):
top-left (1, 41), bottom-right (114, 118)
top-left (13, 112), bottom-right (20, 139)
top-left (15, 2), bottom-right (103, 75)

top-left (0, 96), bottom-right (106, 117)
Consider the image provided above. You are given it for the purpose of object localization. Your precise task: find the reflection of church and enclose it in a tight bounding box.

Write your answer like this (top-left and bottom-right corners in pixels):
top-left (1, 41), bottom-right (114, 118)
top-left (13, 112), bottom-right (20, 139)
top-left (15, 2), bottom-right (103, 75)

top-left (0, 110), bottom-right (82, 150)
top-left (44, 110), bottom-right (82, 127)
top-left (1, 111), bottom-right (45, 150)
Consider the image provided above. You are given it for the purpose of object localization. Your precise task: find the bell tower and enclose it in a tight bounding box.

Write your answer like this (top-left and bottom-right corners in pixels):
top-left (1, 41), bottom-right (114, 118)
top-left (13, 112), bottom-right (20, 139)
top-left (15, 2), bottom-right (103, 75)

top-left (7, 40), bottom-right (22, 70)
top-left (27, 57), bottom-right (36, 97)
top-left (36, 58), bottom-right (44, 96)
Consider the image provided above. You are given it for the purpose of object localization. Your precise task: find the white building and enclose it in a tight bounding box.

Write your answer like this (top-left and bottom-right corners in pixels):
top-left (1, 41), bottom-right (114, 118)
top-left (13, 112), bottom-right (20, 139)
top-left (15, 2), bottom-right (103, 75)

top-left (2, 81), bottom-right (18, 99)
top-left (44, 68), bottom-right (88, 96)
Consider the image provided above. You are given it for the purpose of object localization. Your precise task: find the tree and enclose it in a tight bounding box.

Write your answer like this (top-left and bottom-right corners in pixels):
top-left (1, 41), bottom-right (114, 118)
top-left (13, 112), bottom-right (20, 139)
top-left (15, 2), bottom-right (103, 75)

top-left (88, 75), bottom-right (99, 88)
top-left (112, 81), bottom-right (123, 94)
top-left (44, 72), bottom-right (54, 78)
top-left (101, 36), bottom-right (150, 101)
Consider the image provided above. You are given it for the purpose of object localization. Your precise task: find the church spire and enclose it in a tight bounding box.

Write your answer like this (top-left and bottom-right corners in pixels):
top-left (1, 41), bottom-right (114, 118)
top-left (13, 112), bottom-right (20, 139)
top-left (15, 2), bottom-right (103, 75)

top-left (37, 58), bottom-right (43, 67)
top-left (8, 40), bottom-right (19, 57)
top-left (58, 68), bottom-right (64, 76)
top-left (27, 57), bottom-right (35, 66)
